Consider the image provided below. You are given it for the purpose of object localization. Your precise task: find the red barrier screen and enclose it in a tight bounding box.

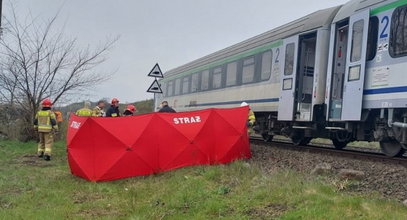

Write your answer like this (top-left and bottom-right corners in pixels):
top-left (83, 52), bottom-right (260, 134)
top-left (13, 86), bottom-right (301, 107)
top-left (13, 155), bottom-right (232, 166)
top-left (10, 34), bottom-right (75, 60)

top-left (67, 107), bottom-right (251, 181)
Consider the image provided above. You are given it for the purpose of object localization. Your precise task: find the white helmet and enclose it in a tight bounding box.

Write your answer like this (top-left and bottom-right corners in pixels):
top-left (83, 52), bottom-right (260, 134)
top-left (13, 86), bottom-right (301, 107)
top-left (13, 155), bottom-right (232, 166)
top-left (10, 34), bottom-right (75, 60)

top-left (240, 102), bottom-right (249, 107)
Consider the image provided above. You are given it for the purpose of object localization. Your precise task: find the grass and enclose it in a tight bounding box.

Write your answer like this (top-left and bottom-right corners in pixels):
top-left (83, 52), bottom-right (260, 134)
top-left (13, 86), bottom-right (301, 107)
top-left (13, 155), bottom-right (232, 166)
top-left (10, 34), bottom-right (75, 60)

top-left (0, 140), bottom-right (406, 219)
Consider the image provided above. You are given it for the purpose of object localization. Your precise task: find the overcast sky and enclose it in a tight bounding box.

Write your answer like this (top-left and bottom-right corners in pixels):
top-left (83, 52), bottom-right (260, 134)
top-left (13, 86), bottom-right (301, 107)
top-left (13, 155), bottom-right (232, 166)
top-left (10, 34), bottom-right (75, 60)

top-left (6, 0), bottom-right (349, 104)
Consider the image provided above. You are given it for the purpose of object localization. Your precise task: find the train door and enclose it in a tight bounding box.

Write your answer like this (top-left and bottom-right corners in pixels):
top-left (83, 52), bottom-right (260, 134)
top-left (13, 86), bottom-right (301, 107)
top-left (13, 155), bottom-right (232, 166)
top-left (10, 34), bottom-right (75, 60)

top-left (327, 10), bottom-right (370, 121)
top-left (296, 32), bottom-right (317, 121)
top-left (278, 35), bottom-right (299, 121)
top-left (328, 21), bottom-right (349, 120)
top-left (341, 10), bottom-right (370, 121)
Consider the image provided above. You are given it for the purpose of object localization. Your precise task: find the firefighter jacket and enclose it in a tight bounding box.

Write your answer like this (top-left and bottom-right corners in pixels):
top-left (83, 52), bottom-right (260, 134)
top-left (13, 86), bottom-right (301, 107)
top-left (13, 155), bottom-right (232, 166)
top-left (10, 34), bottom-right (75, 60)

top-left (76, 108), bottom-right (92, 117)
top-left (106, 105), bottom-right (120, 117)
top-left (54, 111), bottom-right (63, 122)
top-left (123, 110), bottom-right (133, 116)
top-left (92, 106), bottom-right (105, 117)
top-left (158, 105), bottom-right (176, 113)
top-left (248, 110), bottom-right (256, 127)
top-left (34, 108), bottom-right (58, 133)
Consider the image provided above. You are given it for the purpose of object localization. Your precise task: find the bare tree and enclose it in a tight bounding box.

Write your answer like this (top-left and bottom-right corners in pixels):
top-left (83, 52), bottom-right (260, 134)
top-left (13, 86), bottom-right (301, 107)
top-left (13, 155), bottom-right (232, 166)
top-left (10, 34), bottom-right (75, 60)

top-left (0, 7), bottom-right (117, 140)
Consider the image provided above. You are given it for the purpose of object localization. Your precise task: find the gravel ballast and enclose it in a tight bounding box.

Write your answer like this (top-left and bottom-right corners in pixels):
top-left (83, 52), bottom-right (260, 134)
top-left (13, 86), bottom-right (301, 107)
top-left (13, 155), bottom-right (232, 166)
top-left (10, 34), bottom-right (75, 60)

top-left (250, 143), bottom-right (407, 201)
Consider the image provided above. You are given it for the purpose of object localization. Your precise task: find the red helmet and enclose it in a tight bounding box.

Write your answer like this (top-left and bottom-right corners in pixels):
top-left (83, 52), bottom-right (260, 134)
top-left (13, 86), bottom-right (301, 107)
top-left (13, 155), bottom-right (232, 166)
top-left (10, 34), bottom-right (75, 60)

top-left (111, 98), bottom-right (119, 104)
top-left (126, 105), bottom-right (136, 113)
top-left (42, 98), bottom-right (52, 107)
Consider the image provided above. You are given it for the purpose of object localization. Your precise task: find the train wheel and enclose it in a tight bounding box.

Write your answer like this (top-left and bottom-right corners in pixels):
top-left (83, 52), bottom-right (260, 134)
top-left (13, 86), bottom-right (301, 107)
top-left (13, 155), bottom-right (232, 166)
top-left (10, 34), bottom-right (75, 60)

top-left (291, 136), bottom-right (311, 146)
top-left (261, 132), bottom-right (273, 142)
top-left (331, 139), bottom-right (348, 150)
top-left (380, 139), bottom-right (406, 157)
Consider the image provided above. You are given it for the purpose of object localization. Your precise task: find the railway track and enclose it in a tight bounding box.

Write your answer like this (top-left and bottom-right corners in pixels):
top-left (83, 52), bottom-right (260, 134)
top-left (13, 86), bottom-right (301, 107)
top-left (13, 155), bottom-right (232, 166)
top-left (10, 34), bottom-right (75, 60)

top-left (250, 137), bottom-right (407, 166)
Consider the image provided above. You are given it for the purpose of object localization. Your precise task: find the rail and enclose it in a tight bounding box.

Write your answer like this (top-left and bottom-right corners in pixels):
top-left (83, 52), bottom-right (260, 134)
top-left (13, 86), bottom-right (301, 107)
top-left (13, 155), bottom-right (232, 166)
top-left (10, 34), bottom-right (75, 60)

top-left (250, 137), bottom-right (407, 166)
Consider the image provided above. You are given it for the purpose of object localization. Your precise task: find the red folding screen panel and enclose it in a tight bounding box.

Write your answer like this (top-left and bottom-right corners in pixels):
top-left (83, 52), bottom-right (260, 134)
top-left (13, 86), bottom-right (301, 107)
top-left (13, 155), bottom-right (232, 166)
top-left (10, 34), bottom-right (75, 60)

top-left (67, 107), bottom-right (251, 181)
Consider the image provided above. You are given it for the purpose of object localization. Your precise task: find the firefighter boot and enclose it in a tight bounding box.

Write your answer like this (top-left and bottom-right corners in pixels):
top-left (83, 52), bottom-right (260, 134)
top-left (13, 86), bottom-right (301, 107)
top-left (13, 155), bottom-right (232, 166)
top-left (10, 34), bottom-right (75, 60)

top-left (44, 155), bottom-right (51, 161)
top-left (38, 152), bottom-right (44, 158)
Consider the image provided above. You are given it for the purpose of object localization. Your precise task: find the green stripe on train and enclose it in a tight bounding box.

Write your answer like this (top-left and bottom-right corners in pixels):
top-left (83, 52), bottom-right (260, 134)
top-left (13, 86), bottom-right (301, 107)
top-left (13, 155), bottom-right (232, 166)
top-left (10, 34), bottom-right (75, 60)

top-left (371, 0), bottom-right (407, 15)
top-left (162, 40), bottom-right (283, 82)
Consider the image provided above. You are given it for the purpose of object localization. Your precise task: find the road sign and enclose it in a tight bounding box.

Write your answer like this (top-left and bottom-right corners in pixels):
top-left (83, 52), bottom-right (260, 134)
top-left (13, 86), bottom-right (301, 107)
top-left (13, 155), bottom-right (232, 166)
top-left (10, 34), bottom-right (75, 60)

top-left (148, 63), bottom-right (164, 78)
top-left (147, 79), bottom-right (163, 93)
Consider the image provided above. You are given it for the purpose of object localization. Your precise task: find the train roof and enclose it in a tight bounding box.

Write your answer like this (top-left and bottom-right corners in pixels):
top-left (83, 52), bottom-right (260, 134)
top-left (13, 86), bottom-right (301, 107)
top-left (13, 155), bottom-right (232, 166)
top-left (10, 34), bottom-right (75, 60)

top-left (164, 5), bottom-right (341, 78)
top-left (333, 0), bottom-right (393, 22)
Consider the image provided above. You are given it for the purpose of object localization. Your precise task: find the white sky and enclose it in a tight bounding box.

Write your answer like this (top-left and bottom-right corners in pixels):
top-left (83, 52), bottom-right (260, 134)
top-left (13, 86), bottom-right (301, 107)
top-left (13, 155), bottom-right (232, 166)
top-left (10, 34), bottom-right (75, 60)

top-left (6, 0), bottom-right (349, 103)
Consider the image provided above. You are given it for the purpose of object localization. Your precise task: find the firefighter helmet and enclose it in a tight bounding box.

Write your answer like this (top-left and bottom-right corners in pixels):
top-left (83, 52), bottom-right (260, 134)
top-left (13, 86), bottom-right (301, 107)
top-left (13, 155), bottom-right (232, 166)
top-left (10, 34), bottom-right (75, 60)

top-left (111, 98), bottom-right (119, 104)
top-left (126, 105), bottom-right (136, 113)
top-left (240, 102), bottom-right (249, 107)
top-left (42, 98), bottom-right (53, 107)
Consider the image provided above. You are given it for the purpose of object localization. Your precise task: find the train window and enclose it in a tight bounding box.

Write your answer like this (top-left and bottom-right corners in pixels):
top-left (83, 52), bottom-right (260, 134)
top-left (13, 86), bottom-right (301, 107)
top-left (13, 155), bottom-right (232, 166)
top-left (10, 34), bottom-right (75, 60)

top-left (226, 62), bottom-right (237, 86)
top-left (166, 81), bottom-right (174, 97)
top-left (191, 73), bottom-right (200, 93)
top-left (261, 50), bottom-right (273, 80)
top-left (174, 78), bottom-right (181, 95)
top-left (182, 77), bottom-right (190, 94)
top-left (348, 65), bottom-right (361, 81)
top-left (366, 17), bottom-right (379, 61)
top-left (284, 43), bottom-right (295, 75)
top-left (350, 19), bottom-right (364, 62)
top-left (390, 5), bottom-right (407, 57)
top-left (201, 70), bottom-right (210, 91)
top-left (283, 78), bottom-right (293, 90)
top-left (242, 57), bottom-right (255, 84)
top-left (212, 67), bottom-right (223, 89)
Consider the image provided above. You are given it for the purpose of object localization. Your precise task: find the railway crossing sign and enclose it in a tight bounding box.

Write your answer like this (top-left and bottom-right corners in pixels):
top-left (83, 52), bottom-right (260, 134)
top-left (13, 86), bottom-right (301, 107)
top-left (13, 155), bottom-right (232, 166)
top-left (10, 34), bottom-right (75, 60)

top-left (148, 63), bottom-right (164, 78)
top-left (147, 79), bottom-right (163, 93)
top-left (147, 63), bottom-right (163, 94)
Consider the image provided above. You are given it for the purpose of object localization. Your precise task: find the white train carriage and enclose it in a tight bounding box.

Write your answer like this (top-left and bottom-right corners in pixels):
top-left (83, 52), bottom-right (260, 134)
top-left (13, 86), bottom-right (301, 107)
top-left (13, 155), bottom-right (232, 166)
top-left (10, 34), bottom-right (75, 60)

top-left (324, 0), bottom-right (407, 156)
top-left (155, 6), bottom-right (340, 114)
top-left (156, 0), bottom-right (407, 157)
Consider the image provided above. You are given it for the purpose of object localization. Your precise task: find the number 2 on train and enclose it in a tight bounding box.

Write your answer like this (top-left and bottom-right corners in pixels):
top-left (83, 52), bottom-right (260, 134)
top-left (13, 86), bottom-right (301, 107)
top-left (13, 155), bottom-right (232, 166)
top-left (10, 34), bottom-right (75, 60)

top-left (380, 16), bottom-right (389, 39)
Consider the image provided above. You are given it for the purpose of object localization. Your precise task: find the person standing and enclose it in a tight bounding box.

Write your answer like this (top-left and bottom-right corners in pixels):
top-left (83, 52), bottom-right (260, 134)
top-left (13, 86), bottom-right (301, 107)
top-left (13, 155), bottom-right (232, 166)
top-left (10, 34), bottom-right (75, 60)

top-left (123, 105), bottom-right (136, 116)
top-left (53, 109), bottom-right (64, 141)
top-left (241, 102), bottom-right (256, 135)
top-left (158, 101), bottom-right (176, 113)
top-left (92, 100), bottom-right (106, 117)
top-left (34, 98), bottom-right (59, 161)
top-left (76, 101), bottom-right (93, 116)
top-left (106, 98), bottom-right (121, 117)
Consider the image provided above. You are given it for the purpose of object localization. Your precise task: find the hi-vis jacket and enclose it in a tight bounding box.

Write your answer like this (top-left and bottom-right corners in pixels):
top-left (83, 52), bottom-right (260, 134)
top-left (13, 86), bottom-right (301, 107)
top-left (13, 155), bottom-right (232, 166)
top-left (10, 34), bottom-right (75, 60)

top-left (76, 108), bottom-right (92, 117)
top-left (34, 109), bottom-right (58, 133)
top-left (248, 110), bottom-right (256, 126)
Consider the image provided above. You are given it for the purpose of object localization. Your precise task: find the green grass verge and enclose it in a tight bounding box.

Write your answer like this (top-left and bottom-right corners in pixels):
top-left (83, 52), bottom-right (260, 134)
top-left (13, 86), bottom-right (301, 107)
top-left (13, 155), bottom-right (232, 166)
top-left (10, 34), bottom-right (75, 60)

top-left (0, 140), bottom-right (406, 219)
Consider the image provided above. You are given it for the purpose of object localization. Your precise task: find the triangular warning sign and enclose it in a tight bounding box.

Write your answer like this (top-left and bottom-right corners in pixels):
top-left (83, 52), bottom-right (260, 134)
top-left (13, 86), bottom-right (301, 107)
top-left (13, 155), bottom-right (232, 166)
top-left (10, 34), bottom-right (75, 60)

top-left (148, 63), bottom-right (164, 78)
top-left (147, 79), bottom-right (163, 93)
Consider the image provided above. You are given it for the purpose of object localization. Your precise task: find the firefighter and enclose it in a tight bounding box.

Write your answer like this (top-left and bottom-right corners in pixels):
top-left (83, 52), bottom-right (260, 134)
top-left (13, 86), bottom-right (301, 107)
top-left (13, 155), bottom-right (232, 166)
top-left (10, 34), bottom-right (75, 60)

top-left (34, 98), bottom-right (58, 161)
top-left (53, 109), bottom-right (64, 141)
top-left (106, 98), bottom-right (120, 117)
top-left (241, 102), bottom-right (256, 135)
top-left (76, 101), bottom-right (93, 116)
top-left (92, 100), bottom-right (106, 117)
top-left (158, 101), bottom-right (176, 113)
top-left (123, 105), bottom-right (136, 116)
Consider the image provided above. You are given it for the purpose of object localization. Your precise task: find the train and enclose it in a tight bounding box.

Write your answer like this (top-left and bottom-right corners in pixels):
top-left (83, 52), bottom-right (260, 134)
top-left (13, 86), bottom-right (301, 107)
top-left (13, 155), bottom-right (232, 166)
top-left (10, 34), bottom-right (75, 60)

top-left (154, 0), bottom-right (407, 157)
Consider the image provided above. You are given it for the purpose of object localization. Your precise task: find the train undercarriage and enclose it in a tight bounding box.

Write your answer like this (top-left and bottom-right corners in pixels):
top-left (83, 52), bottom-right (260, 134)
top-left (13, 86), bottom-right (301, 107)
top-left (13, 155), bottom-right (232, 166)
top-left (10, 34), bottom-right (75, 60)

top-left (255, 107), bottom-right (407, 157)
